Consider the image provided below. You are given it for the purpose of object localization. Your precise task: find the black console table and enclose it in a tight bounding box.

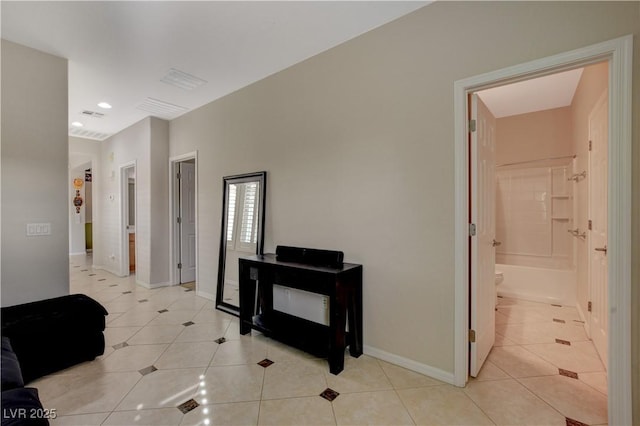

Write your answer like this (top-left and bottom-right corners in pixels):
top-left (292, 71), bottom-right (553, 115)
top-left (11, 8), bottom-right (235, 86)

top-left (239, 253), bottom-right (363, 374)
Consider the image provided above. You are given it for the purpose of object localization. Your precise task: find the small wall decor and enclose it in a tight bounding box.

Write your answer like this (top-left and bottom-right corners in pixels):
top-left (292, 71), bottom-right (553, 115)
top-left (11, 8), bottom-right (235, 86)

top-left (73, 177), bottom-right (84, 213)
top-left (73, 193), bottom-right (83, 213)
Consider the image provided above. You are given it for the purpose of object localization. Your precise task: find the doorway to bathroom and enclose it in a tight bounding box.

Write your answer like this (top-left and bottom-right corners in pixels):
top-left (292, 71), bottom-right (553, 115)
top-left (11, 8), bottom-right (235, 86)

top-left (467, 63), bottom-right (610, 424)
top-left (477, 59), bottom-right (609, 361)
top-left (453, 35), bottom-right (633, 425)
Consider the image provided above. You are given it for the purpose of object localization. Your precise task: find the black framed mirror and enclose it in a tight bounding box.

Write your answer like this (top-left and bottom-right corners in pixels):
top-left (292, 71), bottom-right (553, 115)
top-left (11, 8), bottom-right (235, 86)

top-left (216, 171), bottom-right (266, 316)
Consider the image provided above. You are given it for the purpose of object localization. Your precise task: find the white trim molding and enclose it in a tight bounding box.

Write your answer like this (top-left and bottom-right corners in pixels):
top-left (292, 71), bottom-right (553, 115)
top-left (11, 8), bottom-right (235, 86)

top-left (136, 279), bottom-right (171, 290)
top-left (196, 290), bottom-right (216, 302)
top-left (92, 264), bottom-right (122, 278)
top-left (364, 345), bottom-right (455, 385)
top-left (453, 35), bottom-right (632, 426)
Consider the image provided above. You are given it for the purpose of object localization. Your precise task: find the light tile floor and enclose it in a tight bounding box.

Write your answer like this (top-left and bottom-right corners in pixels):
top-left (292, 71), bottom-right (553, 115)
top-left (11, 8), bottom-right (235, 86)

top-left (32, 255), bottom-right (607, 425)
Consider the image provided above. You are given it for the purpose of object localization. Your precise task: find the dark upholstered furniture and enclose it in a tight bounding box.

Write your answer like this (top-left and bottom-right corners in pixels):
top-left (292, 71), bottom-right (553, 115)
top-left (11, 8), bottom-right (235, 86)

top-left (1, 337), bottom-right (48, 426)
top-left (1, 294), bottom-right (107, 425)
top-left (1, 294), bottom-right (107, 383)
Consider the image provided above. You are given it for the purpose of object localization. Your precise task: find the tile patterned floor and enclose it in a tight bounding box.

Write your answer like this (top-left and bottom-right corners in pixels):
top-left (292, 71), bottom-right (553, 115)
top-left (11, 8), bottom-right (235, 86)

top-left (33, 255), bottom-right (607, 425)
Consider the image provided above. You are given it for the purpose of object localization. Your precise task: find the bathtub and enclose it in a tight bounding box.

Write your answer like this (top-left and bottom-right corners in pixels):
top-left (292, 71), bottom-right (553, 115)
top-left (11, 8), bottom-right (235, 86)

top-left (496, 264), bottom-right (576, 306)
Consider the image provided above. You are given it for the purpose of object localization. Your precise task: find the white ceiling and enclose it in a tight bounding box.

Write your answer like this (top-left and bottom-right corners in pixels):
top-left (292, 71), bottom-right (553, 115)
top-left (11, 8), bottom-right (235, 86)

top-left (477, 68), bottom-right (584, 118)
top-left (2, 1), bottom-right (429, 140)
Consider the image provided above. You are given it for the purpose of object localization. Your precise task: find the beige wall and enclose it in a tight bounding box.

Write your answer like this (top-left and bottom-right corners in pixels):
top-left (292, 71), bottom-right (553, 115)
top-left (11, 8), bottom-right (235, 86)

top-left (170, 1), bottom-right (639, 414)
top-left (149, 118), bottom-right (170, 285)
top-left (570, 62), bottom-right (609, 326)
top-left (1, 40), bottom-right (69, 306)
top-left (495, 107), bottom-right (573, 166)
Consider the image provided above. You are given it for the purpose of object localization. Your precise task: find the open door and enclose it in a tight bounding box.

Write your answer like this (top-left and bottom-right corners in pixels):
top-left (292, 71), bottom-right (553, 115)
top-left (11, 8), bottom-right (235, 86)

top-left (179, 161), bottom-right (196, 283)
top-left (470, 93), bottom-right (497, 377)
top-left (588, 92), bottom-right (608, 367)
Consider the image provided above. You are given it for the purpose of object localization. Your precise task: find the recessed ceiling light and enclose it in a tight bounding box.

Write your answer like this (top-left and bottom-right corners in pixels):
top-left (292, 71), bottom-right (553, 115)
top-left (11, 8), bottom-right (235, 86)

top-left (71, 121), bottom-right (84, 127)
top-left (97, 102), bottom-right (112, 109)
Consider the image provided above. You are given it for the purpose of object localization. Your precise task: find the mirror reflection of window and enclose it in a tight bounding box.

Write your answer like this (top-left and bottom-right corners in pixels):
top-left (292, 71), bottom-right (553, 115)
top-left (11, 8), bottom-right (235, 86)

top-left (226, 184), bottom-right (237, 245)
top-left (226, 182), bottom-right (259, 253)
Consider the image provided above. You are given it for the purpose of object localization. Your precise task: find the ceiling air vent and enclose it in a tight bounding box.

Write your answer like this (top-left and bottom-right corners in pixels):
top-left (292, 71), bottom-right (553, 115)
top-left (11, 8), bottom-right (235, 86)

top-left (81, 110), bottom-right (105, 118)
top-left (136, 97), bottom-right (188, 119)
top-left (68, 127), bottom-right (110, 141)
top-left (161, 68), bottom-right (207, 91)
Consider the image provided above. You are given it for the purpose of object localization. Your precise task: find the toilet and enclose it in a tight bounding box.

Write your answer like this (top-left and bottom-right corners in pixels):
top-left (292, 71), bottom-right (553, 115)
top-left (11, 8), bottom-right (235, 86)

top-left (495, 270), bottom-right (504, 306)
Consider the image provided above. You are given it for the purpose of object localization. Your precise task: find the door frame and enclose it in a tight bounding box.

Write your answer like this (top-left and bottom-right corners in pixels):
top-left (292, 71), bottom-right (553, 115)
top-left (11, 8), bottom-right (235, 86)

top-left (169, 152), bottom-right (199, 291)
top-left (119, 160), bottom-right (137, 277)
top-left (453, 35), bottom-right (632, 425)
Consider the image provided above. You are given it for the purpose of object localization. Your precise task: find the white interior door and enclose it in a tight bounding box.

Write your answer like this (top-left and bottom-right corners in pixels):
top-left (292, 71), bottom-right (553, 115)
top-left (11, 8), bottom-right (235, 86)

top-left (179, 162), bottom-right (196, 283)
top-left (470, 94), bottom-right (497, 377)
top-left (588, 92), bottom-right (608, 367)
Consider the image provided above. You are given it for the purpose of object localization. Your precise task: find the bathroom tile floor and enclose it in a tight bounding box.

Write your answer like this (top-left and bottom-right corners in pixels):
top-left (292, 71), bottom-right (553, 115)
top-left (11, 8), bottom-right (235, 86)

top-left (33, 255), bottom-right (607, 425)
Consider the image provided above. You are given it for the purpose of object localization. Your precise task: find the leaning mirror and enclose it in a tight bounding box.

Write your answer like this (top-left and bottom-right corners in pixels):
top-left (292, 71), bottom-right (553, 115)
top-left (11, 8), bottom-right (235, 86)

top-left (216, 171), bottom-right (266, 316)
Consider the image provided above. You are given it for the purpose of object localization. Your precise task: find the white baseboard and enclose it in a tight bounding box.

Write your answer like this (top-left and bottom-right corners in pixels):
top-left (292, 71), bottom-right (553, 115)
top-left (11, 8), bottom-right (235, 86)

top-left (136, 280), bottom-right (170, 289)
top-left (92, 264), bottom-right (122, 277)
top-left (69, 251), bottom-right (86, 256)
top-left (196, 290), bottom-right (216, 301)
top-left (364, 345), bottom-right (456, 386)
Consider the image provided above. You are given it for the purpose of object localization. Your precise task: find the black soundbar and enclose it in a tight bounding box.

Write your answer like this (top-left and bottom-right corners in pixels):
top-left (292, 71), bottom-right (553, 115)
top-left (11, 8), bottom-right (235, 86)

top-left (275, 245), bottom-right (344, 268)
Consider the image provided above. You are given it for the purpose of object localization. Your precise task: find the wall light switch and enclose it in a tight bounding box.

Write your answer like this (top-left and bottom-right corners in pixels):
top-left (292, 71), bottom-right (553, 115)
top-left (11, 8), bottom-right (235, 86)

top-left (26, 223), bottom-right (51, 236)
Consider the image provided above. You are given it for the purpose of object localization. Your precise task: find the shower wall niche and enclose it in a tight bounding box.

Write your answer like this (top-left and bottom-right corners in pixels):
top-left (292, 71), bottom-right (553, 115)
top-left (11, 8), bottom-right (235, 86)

top-left (495, 160), bottom-right (574, 269)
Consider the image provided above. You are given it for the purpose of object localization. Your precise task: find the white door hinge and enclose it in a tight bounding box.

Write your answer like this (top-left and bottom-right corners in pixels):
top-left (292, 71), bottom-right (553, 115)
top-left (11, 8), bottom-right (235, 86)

top-left (469, 119), bottom-right (476, 133)
top-left (469, 223), bottom-right (477, 237)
